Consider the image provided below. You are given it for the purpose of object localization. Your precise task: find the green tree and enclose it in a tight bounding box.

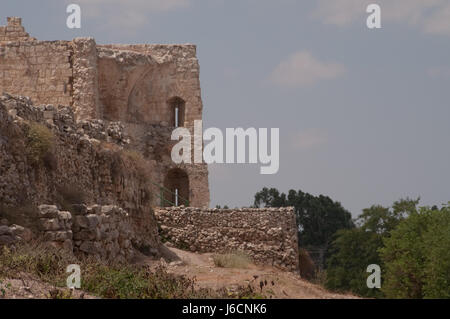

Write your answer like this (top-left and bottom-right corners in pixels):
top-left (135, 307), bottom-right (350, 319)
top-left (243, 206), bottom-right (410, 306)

top-left (422, 207), bottom-right (450, 298)
top-left (380, 205), bottom-right (450, 298)
top-left (357, 198), bottom-right (419, 235)
top-left (325, 228), bottom-right (383, 298)
top-left (254, 187), bottom-right (354, 248)
top-left (325, 198), bottom-right (419, 297)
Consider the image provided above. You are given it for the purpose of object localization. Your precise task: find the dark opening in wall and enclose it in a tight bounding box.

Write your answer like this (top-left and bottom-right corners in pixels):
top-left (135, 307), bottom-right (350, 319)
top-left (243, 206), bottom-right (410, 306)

top-left (167, 97), bottom-right (185, 127)
top-left (163, 168), bottom-right (189, 206)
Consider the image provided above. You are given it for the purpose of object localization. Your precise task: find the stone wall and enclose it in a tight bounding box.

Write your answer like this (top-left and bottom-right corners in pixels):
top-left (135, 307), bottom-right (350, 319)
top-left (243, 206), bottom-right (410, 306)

top-left (0, 17), bottom-right (35, 44)
top-left (0, 223), bottom-right (32, 246)
top-left (37, 204), bottom-right (135, 262)
top-left (155, 207), bottom-right (300, 272)
top-left (1, 204), bottom-right (138, 263)
top-left (97, 44), bottom-right (203, 129)
top-left (0, 94), bottom-right (160, 253)
top-left (72, 204), bottom-right (134, 262)
top-left (72, 37), bottom-right (99, 121)
top-left (38, 205), bottom-right (73, 252)
top-left (0, 39), bottom-right (72, 106)
top-left (0, 17), bottom-right (210, 208)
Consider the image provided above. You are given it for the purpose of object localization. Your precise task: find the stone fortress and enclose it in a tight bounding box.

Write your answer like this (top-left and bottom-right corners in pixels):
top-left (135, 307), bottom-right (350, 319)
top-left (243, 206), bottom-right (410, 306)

top-left (0, 17), bottom-right (299, 272)
top-left (0, 16), bottom-right (209, 208)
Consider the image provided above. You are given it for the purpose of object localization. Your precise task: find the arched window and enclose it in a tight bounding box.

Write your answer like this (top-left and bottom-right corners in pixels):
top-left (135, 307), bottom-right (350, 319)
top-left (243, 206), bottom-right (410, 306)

top-left (163, 168), bottom-right (189, 206)
top-left (167, 97), bottom-right (185, 127)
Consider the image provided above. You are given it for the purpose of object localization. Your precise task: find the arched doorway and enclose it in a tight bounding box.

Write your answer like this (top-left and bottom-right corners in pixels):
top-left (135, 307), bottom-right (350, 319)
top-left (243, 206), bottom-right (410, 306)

top-left (163, 168), bottom-right (189, 206)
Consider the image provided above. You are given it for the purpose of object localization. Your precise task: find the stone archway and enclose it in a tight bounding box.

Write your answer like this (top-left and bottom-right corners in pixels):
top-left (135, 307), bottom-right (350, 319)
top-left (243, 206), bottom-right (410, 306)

top-left (163, 168), bottom-right (189, 207)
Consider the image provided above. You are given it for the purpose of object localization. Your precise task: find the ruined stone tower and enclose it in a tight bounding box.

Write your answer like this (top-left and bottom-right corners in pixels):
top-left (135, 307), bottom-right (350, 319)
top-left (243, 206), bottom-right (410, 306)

top-left (0, 17), bottom-right (209, 208)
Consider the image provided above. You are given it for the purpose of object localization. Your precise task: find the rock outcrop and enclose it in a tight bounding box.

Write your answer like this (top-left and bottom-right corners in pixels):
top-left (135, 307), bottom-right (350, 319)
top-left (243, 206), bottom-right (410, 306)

top-left (0, 94), bottom-right (160, 255)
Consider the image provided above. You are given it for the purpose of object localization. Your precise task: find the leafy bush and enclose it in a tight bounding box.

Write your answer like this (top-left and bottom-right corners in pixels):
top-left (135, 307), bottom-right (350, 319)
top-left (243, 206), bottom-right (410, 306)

top-left (325, 228), bottom-right (384, 298)
top-left (26, 122), bottom-right (55, 166)
top-left (253, 187), bottom-right (354, 248)
top-left (380, 205), bottom-right (450, 298)
top-left (422, 208), bottom-right (450, 298)
top-left (213, 251), bottom-right (252, 269)
top-left (324, 198), bottom-right (420, 298)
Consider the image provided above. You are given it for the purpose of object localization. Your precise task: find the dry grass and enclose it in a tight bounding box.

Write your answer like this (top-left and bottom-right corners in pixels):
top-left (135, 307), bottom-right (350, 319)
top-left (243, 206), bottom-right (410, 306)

top-left (119, 149), bottom-right (149, 173)
top-left (213, 251), bottom-right (253, 269)
top-left (26, 122), bottom-right (55, 166)
top-left (0, 242), bottom-right (262, 299)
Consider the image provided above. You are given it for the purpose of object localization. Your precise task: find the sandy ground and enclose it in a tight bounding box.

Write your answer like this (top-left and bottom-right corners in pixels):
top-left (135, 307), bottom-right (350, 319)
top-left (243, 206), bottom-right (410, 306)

top-left (0, 245), bottom-right (357, 299)
top-left (139, 245), bottom-right (358, 299)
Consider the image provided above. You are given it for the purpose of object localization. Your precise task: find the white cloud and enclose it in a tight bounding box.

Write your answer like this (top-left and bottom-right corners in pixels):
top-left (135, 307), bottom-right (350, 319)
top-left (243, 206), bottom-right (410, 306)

top-left (291, 129), bottom-right (327, 150)
top-left (270, 51), bottom-right (345, 88)
top-left (77, 0), bottom-right (190, 29)
top-left (312, 0), bottom-right (450, 35)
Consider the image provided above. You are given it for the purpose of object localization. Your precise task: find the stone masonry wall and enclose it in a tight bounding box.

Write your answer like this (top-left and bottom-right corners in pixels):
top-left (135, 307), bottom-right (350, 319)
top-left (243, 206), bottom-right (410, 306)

top-left (97, 44), bottom-right (203, 129)
top-left (0, 94), bottom-right (160, 253)
top-left (72, 37), bottom-right (99, 121)
top-left (38, 205), bottom-right (73, 252)
top-left (0, 223), bottom-right (32, 247)
top-left (37, 204), bottom-right (135, 262)
top-left (0, 17), bottom-right (35, 44)
top-left (0, 17), bottom-right (210, 208)
top-left (155, 207), bottom-right (300, 272)
top-left (0, 18), bottom-right (71, 106)
top-left (0, 39), bottom-right (73, 106)
top-left (72, 204), bottom-right (134, 261)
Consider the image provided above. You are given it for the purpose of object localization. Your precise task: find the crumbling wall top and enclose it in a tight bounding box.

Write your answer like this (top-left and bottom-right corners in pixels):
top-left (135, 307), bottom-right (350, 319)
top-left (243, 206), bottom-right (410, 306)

top-left (7, 17), bottom-right (22, 26)
top-left (0, 17), bottom-right (35, 44)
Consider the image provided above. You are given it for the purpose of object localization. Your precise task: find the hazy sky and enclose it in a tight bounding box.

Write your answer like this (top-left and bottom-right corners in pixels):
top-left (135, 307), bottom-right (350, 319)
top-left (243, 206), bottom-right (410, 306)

top-left (2, 0), bottom-right (450, 216)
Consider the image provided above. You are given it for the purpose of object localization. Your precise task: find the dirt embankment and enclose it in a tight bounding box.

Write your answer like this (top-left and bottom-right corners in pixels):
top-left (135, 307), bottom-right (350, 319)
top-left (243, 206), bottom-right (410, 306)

top-left (0, 245), bottom-right (357, 299)
top-left (140, 245), bottom-right (358, 299)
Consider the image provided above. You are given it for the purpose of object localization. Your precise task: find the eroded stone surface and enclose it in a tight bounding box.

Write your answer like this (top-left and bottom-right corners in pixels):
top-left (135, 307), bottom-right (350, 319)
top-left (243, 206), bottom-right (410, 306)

top-left (155, 207), bottom-right (300, 272)
top-left (0, 17), bottom-right (210, 208)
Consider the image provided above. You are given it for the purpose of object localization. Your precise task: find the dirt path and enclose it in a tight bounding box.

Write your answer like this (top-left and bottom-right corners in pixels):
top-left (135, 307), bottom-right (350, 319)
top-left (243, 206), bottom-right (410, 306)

top-left (141, 245), bottom-right (357, 299)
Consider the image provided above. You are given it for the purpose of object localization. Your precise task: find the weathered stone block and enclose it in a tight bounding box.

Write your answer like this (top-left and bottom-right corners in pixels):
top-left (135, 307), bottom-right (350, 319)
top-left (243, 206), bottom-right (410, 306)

top-left (57, 211), bottom-right (72, 220)
top-left (73, 215), bottom-right (90, 228)
top-left (10, 224), bottom-right (32, 242)
top-left (73, 229), bottom-right (97, 241)
top-left (38, 205), bottom-right (59, 218)
top-left (71, 204), bottom-right (87, 215)
top-left (79, 241), bottom-right (98, 254)
top-left (39, 218), bottom-right (61, 231)
top-left (0, 225), bottom-right (12, 236)
top-left (86, 214), bottom-right (100, 228)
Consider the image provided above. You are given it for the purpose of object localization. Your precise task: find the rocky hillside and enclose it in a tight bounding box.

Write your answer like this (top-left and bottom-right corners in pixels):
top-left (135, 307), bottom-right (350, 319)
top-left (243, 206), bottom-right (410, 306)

top-left (0, 93), bottom-right (160, 254)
